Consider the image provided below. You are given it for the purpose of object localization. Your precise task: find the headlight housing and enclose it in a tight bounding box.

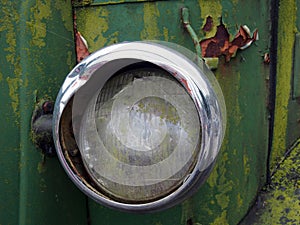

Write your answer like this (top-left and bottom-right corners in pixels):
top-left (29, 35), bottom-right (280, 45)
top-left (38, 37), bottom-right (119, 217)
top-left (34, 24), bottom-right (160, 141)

top-left (53, 41), bottom-right (226, 212)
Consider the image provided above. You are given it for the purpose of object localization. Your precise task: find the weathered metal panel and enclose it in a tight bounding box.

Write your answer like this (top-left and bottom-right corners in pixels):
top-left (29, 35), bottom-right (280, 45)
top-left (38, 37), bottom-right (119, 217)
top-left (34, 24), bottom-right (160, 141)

top-left (74, 0), bottom-right (270, 224)
top-left (73, 0), bottom-right (163, 6)
top-left (293, 33), bottom-right (300, 99)
top-left (0, 0), bottom-right (87, 224)
top-left (239, 139), bottom-right (300, 225)
top-left (0, 1), bottom-right (21, 224)
top-left (3, 0), bottom-right (299, 224)
top-left (286, 0), bottom-right (300, 156)
top-left (271, 0), bottom-right (300, 170)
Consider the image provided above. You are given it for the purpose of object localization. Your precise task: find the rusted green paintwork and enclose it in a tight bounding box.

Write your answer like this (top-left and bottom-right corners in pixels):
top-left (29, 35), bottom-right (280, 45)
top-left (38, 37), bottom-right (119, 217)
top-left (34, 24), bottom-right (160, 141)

top-left (75, 1), bottom-right (270, 224)
top-left (0, 1), bottom-right (87, 225)
top-left (1, 0), bottom-right (299, 224)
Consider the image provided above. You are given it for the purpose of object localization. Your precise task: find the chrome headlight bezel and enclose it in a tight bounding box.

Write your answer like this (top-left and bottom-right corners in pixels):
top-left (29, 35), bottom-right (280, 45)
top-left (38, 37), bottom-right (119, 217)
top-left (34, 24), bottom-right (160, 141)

top-left (53, 41), bottom-right (226, 213)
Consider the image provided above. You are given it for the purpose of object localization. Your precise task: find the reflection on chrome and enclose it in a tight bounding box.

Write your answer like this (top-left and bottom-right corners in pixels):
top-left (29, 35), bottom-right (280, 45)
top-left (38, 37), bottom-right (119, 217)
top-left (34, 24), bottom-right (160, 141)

top-left (53, 41), bottom-right (226, 212)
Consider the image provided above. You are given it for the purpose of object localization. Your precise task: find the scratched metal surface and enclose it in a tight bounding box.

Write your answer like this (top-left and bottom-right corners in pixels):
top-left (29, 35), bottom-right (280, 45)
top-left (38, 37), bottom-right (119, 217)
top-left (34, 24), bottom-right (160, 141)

top-left (74, 1), bottom-right (270, 224)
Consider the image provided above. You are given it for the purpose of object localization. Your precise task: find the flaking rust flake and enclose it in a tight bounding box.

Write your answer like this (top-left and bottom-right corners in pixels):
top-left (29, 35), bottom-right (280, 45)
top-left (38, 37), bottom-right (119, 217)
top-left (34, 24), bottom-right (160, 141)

top-left (75, 31), bottom-right (90, 63)
top-left (200, 18), bottom-right (258, 62)
top-left (74, 10), bottom-right (90, 63)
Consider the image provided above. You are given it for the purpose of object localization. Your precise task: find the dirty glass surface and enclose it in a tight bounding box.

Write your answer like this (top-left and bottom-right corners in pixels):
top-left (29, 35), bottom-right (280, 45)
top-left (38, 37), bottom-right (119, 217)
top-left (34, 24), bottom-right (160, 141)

top-left (79, 65), bottom-right (201, 202)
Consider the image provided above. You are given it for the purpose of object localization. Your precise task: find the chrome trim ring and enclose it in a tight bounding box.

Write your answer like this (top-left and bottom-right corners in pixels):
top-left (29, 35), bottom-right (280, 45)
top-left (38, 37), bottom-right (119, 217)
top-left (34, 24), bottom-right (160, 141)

top-left (53, 41), bottom-right (226, 213)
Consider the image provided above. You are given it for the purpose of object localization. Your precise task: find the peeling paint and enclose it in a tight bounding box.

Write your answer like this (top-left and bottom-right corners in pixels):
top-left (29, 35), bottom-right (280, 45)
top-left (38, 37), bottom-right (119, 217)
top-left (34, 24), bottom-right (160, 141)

top-left (6, 77), bottom-right (21, 115)
top-left (237, 193), bottom-right (243, 208)
top-left (200, 22), bottom-right (258, 62)
top-left (243, 153), bottom-right (250, 176)
top-left (140, 3), bottom-right (160, 40)
top-left (59, 1), bottom-right (270, 224)
top-left (207, 168), bottom-right (218, 188)
top-left (215, 193), bottom-right (230, 210)
top-left (198, 0), bottom-right (222, 38)
top-left (76, 7), bottom-right (112, 51)
top-left (210, 210), bottom-right (228, 225)
top-left (0, 1), bottom-right (88, 224)
top-left (199, 65), bottom-right (245, 224)
top-left (163, 27), bottom-right (169, 41)
top-left (0, 0), bottom-right (22, 117)
top-left (205, 150), bottom-right (232, 224)
top-left (75, 31), bottom-right (90, 62)
top-left (272, 0), bottom-right (297, 170)
top-left (28, 0), bottom-right (51, 48)
top-left (54, 0), bottom-right (73, 32)
top-left (66, 51), bottom-right (73, 69)
top-left (234, 73), bottom-right (242, 125)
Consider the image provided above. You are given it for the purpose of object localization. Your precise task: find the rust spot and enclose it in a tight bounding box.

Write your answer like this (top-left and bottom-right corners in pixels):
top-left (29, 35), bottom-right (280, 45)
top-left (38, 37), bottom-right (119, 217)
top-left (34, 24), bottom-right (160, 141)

top-left (75, 31), bottom-right (90, 63)
top-left (200, 20), bottom-right (258, 62)
top-left (200, 20), bottom-right (230, 59)
top-left (202, 16), bottom-right (213, 32)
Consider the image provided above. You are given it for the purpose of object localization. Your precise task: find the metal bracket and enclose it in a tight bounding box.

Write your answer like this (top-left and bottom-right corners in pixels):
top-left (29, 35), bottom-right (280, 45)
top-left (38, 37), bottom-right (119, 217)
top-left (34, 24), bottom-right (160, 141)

top-left (181, 7), bottom-right (218, 70)
top-left (31, 100), bottom-right (56, 156)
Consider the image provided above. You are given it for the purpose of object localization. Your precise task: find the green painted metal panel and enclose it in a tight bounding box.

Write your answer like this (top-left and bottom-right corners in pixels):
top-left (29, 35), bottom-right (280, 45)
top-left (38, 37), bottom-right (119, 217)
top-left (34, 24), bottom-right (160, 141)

top-left (4, 0), bottom-right (299, 224)
top-left (293, 33), bottom-right (300, 99)
top-left (0, 1), bottom-right (21, 224)
top-left (73, 0), bottom-right (162, 6)
top-left (286, 0), bottom-right (300, 152)
top-left (0, 0), bottom-right (87, 224)
top-left (74, 1), bottom-right (270, 224)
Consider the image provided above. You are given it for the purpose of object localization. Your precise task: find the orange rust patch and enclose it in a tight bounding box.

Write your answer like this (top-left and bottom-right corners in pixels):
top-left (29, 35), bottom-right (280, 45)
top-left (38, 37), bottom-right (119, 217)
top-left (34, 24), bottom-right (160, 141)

top-left (200, 19), bottom-right (258, 62)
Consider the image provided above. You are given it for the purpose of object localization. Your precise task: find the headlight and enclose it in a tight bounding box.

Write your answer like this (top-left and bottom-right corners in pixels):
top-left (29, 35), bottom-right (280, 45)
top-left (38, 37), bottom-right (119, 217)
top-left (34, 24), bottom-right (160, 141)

top-left (53, 41), bottom-right (226, 212)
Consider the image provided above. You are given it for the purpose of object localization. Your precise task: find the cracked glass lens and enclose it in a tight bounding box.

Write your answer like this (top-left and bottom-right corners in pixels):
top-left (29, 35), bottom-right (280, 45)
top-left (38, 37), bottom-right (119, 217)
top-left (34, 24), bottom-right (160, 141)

top-left (79, 65), bottom-right (201, 203)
